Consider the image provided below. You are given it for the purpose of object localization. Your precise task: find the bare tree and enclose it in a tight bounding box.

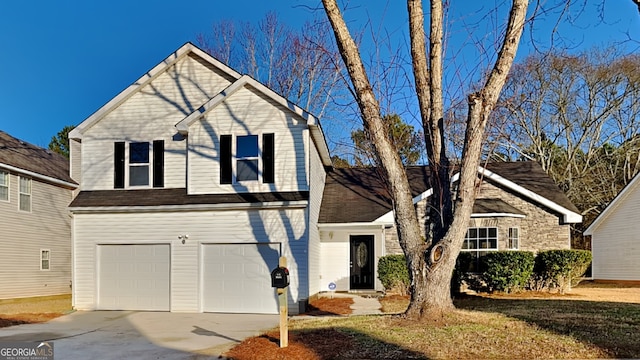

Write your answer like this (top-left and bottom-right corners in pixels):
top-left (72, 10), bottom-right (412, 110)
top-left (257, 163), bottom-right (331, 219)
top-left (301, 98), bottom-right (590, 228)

top-left (197, 12), bottom-right (346, 122)
top-left (321, 0), bottom-right (528, 317)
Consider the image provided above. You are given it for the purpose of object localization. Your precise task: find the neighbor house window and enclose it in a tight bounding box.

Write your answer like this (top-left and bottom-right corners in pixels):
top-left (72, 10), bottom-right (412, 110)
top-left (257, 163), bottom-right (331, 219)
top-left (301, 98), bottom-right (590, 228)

top-left (114, 141), bottom-right (164, 189)
top-left (461, 227), bottom-right (498, 271)
top-left (220, 134), bottom-right (274, 184)
top-left (0, 170), bottom-right (8, 201)
top-left (40, 249), bottom-right (50, 270)
top-left (507, 227), bottom-right (519, 250)
top-left (19, 177), bottom-right (31, 212)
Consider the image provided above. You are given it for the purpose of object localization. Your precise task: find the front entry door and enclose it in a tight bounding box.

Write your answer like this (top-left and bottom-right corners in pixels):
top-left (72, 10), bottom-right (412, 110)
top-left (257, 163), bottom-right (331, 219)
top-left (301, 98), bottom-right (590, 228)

top-left (350, 235), bottom-right (375, 289)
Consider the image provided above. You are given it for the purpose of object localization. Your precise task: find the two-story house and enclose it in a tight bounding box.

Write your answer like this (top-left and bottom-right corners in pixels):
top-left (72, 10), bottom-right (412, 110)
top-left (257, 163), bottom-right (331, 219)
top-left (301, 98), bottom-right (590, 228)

top-left (69, 43), bottom-right (581, 315)
top-left (0, 131), bottom-right (77, 299)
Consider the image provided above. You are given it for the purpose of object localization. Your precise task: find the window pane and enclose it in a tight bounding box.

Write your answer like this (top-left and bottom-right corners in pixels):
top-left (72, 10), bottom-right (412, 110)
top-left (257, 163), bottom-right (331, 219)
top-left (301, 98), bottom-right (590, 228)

top-left (130, 142), bottom-right (149, 163)
top-left (468, 228), bottom-right (477, 239)
top-left (20, 194), bottom-right (30, 211)
top-left (237, 159), bottom-right (258, 181)
top-left (0, 172), bottom-right (7, 201)
top-left (19, 177), bottom-right (31, 193)
top-left (129, 165), bottom-right (149, 186)
top-left (41, 250), bottom-right (50, 270)
top-left (236, 135), bottom-right (258, 158)
top-left (489, 228), bottom-right (497, 238)
top-left (488, 238), bottom-right (497, 249)
top-left (479, 228), bottom-right (487, 238)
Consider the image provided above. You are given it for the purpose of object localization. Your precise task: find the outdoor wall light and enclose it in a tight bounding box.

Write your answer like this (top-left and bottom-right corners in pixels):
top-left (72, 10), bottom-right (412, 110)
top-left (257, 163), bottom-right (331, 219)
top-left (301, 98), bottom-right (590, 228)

top-left (178, 234), bottom-right (189, 244)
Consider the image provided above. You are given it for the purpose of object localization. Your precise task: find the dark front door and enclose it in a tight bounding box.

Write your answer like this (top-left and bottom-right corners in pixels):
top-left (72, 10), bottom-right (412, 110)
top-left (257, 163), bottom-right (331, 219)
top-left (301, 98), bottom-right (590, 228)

top-left (350, 235), bottom-right (375, 289)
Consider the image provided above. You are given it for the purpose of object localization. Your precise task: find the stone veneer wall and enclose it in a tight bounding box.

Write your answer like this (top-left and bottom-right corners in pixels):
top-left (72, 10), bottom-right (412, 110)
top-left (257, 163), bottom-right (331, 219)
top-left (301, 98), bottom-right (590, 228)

top-left (384, 181), bottom-right (571, 255)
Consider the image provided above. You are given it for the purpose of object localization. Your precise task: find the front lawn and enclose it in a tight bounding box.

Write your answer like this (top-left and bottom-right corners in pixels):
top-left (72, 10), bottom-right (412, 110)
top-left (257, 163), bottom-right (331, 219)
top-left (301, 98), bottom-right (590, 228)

top-left (226, 285), bottom-right (640, 359)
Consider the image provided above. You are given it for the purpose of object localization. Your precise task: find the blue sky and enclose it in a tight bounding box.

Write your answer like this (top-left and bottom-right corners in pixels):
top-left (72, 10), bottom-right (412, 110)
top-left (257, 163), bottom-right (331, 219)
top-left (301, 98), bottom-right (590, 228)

top-left (1, 1), bottom-right (639, 149)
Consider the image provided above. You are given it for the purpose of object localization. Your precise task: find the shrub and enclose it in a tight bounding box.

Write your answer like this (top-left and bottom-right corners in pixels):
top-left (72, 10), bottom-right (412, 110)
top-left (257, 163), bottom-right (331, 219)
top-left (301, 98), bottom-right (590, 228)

top-left (533, 250), bottom-right (592, 294)
top-left (377, 255), bottom-right (410, 295)
top-left (480, 251), bottom-right (535, 293)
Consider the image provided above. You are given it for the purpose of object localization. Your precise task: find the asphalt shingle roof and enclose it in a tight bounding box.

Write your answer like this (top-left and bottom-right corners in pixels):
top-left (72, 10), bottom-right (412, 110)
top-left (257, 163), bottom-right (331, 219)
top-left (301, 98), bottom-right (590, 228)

top-left (0, 131), bottom-right (75, 185)
top-left (319, 161), bottom-right (578, 223)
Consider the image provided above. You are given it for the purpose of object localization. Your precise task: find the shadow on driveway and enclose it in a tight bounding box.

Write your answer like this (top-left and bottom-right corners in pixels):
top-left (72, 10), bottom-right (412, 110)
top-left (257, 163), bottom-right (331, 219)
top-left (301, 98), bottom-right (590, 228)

top-left (0, 311), bottom-right (279, 359)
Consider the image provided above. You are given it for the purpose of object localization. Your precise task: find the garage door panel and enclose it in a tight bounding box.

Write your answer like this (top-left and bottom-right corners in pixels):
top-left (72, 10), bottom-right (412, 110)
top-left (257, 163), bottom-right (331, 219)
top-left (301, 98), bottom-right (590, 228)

top-left (203, 243), bottom-right (280, 314)
top-left (98, 244), bottom-right (170, 311)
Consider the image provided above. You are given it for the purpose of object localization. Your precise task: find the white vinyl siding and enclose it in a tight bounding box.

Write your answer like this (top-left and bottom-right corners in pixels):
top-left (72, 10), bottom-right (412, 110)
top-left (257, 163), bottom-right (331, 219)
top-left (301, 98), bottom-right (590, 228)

top-left (77, 54), bottom-right (234, 191)
top-left (589, 179), bottom-right (640, 281)
top-left (307, 140), bottom-right (326, 296)
top-left (0, 170), bottom-right (8, 201)
top-left (188, 85), bottom-right (309, 194)
top-left (0, 174), bottom-right (72, 299)
top-left (19, 177), bottom-right (31, 212)
top-left (72, 207), bottom-right (308, 313)
top-left (319, 228), bottom-right (385, 292)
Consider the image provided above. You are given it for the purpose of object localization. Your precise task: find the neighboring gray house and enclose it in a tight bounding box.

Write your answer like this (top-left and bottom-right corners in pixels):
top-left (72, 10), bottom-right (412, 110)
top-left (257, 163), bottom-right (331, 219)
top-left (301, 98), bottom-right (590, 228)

top-left (68, 43), bottom-right (582, 315)
top-left (585, 173), bottom-right (640, 283)
top-left (0, 131), bottom-right (77, 299)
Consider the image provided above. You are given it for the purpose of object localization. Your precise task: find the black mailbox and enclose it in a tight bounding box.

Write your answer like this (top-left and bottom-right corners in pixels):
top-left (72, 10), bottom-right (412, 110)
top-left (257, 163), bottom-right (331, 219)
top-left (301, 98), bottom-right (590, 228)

top-left (271, 266), bottom-right (290, 288)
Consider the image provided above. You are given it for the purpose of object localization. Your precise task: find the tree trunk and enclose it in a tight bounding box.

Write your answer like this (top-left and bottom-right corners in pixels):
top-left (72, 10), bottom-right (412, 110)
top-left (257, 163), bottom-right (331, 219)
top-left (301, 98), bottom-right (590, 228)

top-left (322, 0), bottom-right (529, 319)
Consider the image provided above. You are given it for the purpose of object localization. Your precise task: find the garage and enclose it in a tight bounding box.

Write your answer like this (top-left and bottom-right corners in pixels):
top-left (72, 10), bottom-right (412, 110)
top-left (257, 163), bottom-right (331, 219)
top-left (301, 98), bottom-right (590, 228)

top-left (97, 244), bottom-right (170, 311)
top-left (202, 243), bottom-right (280, 314)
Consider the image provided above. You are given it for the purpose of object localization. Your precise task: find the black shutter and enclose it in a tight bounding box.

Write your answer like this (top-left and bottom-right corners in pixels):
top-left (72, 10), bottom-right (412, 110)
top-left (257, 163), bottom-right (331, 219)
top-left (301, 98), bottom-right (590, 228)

top-left (153, 140), bottom-right (164, 188)
top-left (263, 133), bottom-right (274, 183)
top-left (220, 135), bottom-right (232, 184)
top-left (114, 142), bottom-right (125, 188)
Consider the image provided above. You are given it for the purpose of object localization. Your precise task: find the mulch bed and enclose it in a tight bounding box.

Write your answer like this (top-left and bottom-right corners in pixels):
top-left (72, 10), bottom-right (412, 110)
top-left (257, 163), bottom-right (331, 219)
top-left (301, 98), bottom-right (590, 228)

top-left (302, 297), bottom-right (354, 316)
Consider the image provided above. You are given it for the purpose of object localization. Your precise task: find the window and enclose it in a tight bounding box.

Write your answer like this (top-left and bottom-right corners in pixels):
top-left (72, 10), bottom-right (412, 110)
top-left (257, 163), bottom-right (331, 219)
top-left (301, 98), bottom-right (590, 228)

top-left (220, 134), bottom-right (274, 184)
top-left (114, 141), bottom-right (164, 189)
top-left (0, 170), bottom-right (8, 201)
top-left (236, 135), bottom-right (259, 181)
top-left (40, 249), bottom-right (50, 270)
top-left (19, 177), bottom-right (31, 212)
top-left (507, 227), bottom-right (519, 250)
top-left (129, 142), bottom-right (150, 186)
top-left (461, 227), bottom-right (498, 271)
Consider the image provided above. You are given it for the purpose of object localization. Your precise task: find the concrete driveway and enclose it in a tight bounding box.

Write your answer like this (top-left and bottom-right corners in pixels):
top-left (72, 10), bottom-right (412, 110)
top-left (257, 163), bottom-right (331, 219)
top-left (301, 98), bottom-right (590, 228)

top-left (0, 311), bottom-right (280, 359)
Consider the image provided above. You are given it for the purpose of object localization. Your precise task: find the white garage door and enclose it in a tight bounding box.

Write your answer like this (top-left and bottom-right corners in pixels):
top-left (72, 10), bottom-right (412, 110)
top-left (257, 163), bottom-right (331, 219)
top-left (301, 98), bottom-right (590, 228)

top-left (202, 243), bottom-right (280, 314)
top-left (98, 244), bottom-right (170, 311)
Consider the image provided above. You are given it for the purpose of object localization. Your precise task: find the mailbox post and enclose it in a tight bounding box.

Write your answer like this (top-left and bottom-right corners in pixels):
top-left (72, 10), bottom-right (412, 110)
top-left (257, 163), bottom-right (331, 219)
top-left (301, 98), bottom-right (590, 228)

top-left (271, 256), bottom-right (289, 348)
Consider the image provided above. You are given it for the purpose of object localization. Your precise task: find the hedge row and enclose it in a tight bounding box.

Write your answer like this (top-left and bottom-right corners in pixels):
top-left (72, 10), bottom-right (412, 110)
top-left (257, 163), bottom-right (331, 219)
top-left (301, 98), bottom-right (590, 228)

top-left (378, 249), bottom-right (592, 295)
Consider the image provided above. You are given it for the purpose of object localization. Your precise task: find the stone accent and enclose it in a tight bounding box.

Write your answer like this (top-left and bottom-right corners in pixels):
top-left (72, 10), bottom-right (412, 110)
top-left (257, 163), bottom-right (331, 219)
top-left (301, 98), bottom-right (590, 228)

top-left (384, 180), bottom-right (571, 255)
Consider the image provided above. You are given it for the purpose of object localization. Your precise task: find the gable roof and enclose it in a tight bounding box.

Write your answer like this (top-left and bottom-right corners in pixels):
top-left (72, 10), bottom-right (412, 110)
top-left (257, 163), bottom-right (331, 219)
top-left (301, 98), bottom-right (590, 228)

top-left (68, 43), bottom-right (332, 166)
top-left (319, 161), bottom-right (581, 224)
top-left (584, 171), bottom-right (640, 235)
top-left (175, 74), bottom-right (331, 166)
top-left (69, 42), bottom-right (241, 140)
top-left (0, 131), bottom-right (76, 188)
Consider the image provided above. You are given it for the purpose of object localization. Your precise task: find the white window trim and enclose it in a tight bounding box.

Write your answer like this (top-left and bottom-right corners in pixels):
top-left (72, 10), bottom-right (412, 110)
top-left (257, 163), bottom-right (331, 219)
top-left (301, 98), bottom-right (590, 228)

top-left (233, 133), bottom-right (263, 184)
top-left (125, 141), bottom-right (153, 189)
top-left (40, 249), bottom-right (50, 271)
top-left (0, 170), bottom-right (9, 202)
top-left (461, 226), bottom-right (499, 253)
top-left (507, 227), bottom-right (520, 250)
top-left (18, 176), bottom-right (31, 212)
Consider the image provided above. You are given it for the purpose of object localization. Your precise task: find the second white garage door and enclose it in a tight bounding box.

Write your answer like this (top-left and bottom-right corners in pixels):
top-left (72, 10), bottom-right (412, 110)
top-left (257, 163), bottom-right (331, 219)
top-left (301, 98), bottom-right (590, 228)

top-left (97, 244), bottom-right (170, 311)
top-left (202, 243), bottom-right (280, 314)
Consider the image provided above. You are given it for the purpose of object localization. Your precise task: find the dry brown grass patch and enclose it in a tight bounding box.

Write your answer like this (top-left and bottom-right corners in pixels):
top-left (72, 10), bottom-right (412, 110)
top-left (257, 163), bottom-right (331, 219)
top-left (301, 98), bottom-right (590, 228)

top-left (0, 294), bottom-right (72, 328)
